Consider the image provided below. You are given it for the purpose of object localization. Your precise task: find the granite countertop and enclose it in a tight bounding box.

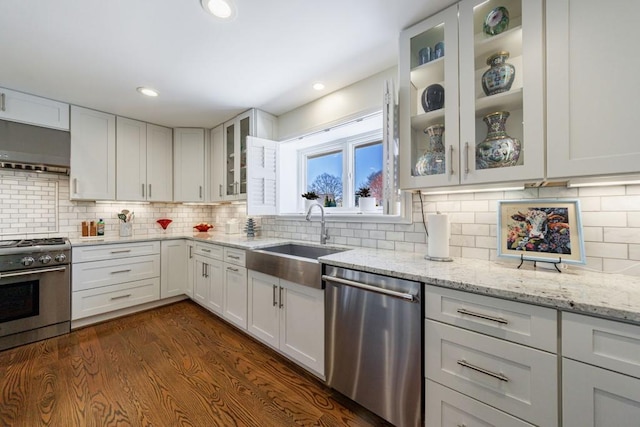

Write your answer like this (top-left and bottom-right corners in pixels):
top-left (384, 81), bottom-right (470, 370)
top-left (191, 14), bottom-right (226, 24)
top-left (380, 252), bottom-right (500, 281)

top-left (319, 248), bottom-right (640, 325)
top-left (69, 232), bottom-right (291, 250)
top-left (69, 234), bottom-right (640, 325)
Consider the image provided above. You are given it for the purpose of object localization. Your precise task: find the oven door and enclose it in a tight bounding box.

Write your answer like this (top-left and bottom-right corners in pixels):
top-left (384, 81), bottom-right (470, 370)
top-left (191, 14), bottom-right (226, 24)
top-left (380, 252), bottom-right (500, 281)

top-left (0, 266), bottom-right (70, 339)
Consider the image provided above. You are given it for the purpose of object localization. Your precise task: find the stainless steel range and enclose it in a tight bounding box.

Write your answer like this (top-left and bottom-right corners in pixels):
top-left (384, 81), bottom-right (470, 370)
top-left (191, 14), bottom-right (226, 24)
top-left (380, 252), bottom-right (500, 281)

top-left (0, 237), bottom-right (71, 351)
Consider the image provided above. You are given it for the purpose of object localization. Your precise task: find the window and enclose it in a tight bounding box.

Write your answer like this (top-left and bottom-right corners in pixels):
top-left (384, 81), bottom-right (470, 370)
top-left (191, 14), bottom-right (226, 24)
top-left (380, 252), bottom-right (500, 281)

top-left (258, 109), bottom-right (404, 219)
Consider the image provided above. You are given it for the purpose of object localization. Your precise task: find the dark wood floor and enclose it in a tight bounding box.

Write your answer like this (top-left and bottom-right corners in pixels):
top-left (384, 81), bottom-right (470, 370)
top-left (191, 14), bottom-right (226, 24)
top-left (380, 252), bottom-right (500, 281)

top-left (0, 300), bottom-right (392, 426)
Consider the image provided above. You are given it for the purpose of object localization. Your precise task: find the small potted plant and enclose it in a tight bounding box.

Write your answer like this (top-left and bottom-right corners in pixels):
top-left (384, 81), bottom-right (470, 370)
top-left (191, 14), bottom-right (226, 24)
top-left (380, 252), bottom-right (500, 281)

top-left (355, 186), bottom-right (376, 212)
top-left (301, 191), bottom-right (320, 210)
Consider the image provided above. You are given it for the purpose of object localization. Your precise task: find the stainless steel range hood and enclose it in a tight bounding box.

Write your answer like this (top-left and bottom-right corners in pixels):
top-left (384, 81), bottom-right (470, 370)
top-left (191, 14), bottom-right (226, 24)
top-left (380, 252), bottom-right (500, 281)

top-left (0, 119), bottom-right (70, 174)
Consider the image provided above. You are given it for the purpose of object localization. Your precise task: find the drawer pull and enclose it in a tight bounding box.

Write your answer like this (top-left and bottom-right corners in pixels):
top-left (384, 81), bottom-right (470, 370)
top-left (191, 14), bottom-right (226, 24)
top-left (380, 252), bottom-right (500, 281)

top-left (110, 269), bottom-right (132, 274)
top-left (227, 266), bottom-right (239, 272)
top-left (201, 249), bottom-right (211, 253)
top-left (110, 294), bottom-right (132, 300)
top-left (272, 284), bottom-right (277, 307)
top-left (227, 255), bottom-right (240, 260)
top-left (110, 249), bottom-right (131, 254)
top-left (457, 308), bottom-right (508, 325)
top-left (457, 359), bottom-right (509, 382)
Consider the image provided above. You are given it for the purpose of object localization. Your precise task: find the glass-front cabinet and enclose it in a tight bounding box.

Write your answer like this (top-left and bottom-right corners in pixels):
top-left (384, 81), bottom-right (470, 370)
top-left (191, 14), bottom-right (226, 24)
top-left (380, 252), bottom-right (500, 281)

top-left (399, 0), bottom-right (543, 190)
top-left (224, 111), bottom-right (251, 200)
top-left (218, 109), bottom-right (277, 202)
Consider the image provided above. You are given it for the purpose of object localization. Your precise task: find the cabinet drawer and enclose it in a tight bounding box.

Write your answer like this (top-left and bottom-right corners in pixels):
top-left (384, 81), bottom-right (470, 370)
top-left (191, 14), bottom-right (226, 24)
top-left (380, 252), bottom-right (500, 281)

top-left (72, 278), bottom-right (160, 320)
top-left (563, 312), bottom-right (640, 379)
top-left (73, 241), bottom-right (160, 263)
top-left (426, 380), bottom-right (534, 427)
top-left (224, 247), bottom-right (246, 266)
top-left (194, 243), bottom-right (223, 260)
top-left (72, 254), bottom-right (160, 291)
top-left (425, 285), bottom-right (557, 352)
top-left (425, 320), bottom-right (557, 426)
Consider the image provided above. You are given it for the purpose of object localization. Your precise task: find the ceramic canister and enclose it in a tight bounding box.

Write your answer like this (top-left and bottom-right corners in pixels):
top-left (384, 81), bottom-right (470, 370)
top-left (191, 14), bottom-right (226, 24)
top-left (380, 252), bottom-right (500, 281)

top-left (421, 84), bottom-right (444, 112)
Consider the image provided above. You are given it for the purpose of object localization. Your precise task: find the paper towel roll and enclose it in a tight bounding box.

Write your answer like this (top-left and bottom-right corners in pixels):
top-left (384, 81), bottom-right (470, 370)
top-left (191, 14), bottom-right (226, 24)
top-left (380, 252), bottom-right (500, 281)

top-left (427, 213), bottom-right (450, 259)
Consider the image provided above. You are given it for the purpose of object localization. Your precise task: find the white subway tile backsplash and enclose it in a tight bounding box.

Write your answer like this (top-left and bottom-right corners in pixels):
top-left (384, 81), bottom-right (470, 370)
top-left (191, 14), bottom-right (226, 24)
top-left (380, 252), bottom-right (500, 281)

top-left (461, 223), bottom-right (490, 236)
top-left (581, 212), bottom-right (627, 227)
top-left (584, 242), bottom-right (628, 259)
top-left (604, 228), bottom-right (640, 244)
top-left (578, 186), bottom-right (626, 197)
top-left (582, 227), bottom-right (603, 242)
top-left (602, 195), bottom-right (640, 211)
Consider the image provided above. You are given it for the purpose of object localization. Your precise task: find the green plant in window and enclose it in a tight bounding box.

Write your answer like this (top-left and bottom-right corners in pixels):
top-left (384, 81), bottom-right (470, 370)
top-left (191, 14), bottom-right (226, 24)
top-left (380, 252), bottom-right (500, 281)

top-left (301, 191), bottom-right (319, 200)
top-left (355, 186), bottom-right (371, 198)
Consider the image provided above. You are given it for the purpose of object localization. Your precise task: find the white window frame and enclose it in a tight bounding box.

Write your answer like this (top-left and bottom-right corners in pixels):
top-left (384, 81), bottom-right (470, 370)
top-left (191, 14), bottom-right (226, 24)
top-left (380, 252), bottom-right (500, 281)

top-left (299, 129), bottom-right (382, 211)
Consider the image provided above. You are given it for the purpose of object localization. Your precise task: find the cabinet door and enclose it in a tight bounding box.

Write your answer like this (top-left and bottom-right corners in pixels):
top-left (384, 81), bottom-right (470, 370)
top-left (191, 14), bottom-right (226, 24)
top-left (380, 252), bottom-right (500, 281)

top-left (70, 106), bottom-right (116, 200)
top-left (206, 259), bottom-right (224, 315)
top-left (247, 270), bottom-right (280, 348)
top-left (173, 128), bottom-right (205, 202)
top-left (458, 0), bottom-right (544, 185)
top-left (399, 5), bottom-right (460, 189)
top-left (193, 256), bottom-right (209, 306)
top-left (185, 243), bottom-right (195, 298)
top-left (547, 0), bottom-right (640, 179)
top-left (209, 124), bottom-right (224, 202)
top-left (0, 86), bottom-right (69, 130)
top-left (279, 279), bottom-right (324, 376)
top-left (563, 359), bottom-right (640, 427)
top-left (146, 124), bottom-right (173, 202)
top-left (160, 240), bottom-right (187, 299)
top-left (223, 118), bottom-right (239, 199)
top-left (223, 264), bottom-right (247, 329)
top-left (116, 117), bottom-right (147, 201)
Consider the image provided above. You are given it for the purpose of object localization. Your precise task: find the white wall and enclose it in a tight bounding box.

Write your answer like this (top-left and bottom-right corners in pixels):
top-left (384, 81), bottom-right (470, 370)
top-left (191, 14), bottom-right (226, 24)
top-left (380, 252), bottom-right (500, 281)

top-left (276, 67), bottom-right (396, 140)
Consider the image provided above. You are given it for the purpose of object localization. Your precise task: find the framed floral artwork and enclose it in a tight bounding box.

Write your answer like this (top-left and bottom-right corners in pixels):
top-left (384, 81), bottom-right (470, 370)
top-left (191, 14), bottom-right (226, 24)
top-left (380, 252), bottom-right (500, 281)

top-left (497, 199), bottom-right (586, 264)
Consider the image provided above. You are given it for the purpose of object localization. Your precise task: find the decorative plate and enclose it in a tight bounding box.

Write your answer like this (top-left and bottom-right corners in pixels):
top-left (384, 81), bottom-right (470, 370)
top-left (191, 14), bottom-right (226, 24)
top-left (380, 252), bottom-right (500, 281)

top-left (483, 6), bottom-right (510, 36)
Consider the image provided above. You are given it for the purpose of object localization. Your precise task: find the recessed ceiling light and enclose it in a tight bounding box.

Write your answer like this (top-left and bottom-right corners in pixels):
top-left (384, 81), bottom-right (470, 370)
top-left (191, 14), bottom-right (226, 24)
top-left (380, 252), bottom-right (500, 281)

top-left (201, 0), bottom-right (237, 20)
top-left (312, 82), bottom-right (325, 91)
top-left (137, 87), bottom-right (159, 97)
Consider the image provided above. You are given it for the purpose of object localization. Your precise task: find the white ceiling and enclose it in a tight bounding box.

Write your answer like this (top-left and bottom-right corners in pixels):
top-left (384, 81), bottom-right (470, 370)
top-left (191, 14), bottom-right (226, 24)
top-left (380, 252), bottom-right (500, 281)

top-left (0, 0), bottom-right (456, 128)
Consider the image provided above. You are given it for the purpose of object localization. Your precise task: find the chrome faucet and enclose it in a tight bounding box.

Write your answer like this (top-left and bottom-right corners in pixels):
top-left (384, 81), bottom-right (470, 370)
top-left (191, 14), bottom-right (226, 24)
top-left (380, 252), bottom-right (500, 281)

top-left (305, 202), bottom-right (329, 244)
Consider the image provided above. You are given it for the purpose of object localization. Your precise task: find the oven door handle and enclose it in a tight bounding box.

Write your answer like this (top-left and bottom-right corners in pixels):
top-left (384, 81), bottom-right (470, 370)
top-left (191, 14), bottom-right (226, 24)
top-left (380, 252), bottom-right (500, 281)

top-left (322, 275), bottom-right (416, 302)
top-left (0, 266), bottom-right (67, 279)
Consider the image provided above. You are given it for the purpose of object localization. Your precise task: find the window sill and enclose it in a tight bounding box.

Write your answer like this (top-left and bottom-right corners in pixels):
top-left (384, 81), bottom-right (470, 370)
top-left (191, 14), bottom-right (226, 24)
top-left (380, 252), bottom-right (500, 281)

top-left (277, 210), bottom-right (412, 224)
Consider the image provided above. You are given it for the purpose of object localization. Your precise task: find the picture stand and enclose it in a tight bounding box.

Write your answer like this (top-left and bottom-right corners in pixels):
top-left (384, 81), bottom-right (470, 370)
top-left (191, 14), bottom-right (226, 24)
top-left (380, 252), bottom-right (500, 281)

top-left (517, 254), bottom-right (562, 273)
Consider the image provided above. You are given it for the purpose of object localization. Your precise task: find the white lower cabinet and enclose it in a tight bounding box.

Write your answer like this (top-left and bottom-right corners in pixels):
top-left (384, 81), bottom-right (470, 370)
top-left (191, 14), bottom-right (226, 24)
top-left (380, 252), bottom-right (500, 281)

top-left (247, 270), bottom-right (324, 377)
top-left (426, 380), bottom-right (534, 427)
top-left (192, 242), bottom-right (224, 313)
top-left (160, 240), bottom-right (187, 298)
top-left (71, 242), bottom-right (161, 321)
top-left (562, 312), bottom-right (640, 426)
top-left (425, 285), bottom-right (558, 427)
top-left (185, 242), bottom-right (195, 298)
top-left (222, 248), bottom-right (248, 329)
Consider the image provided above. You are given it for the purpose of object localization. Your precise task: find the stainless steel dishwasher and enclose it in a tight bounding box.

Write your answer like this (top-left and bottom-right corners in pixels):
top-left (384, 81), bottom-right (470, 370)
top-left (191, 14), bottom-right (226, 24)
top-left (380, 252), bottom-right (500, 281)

top-left (323, 266), bottom-right (423, 427)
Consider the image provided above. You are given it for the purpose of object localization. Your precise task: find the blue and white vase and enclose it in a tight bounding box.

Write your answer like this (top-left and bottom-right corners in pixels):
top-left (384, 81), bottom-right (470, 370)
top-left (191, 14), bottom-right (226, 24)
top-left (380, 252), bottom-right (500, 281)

top-left (415, 124), bottom-right (446, 176)
top-left (481, 51), bottom-right (515, 96)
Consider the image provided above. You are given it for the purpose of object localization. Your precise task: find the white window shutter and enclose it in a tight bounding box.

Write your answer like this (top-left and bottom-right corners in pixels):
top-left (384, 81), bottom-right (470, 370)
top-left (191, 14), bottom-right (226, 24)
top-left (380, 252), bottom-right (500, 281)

top-left (383, 79), bottom-right (399, 215)
top-left (247, 136), bottom-right (278, 216)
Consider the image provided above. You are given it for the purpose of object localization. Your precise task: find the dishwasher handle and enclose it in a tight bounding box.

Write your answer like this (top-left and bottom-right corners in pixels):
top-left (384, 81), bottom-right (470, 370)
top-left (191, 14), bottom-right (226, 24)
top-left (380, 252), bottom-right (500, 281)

top-left (322, 275), bottom-right (417, 302)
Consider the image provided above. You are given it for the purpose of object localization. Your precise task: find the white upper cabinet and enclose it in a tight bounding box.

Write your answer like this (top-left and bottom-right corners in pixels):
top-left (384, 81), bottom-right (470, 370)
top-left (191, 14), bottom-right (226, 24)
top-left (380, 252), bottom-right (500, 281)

top-left (116, 117), bottom-right (147, 201)
top-left (209, 124), bottom-right (224, 202)
top-left (221, 109), bottom-right (277, 201)
top-left (70, 106), bottom-right (116, 200)
top-left (116, 118), bottom-right (173, 202)
top-left (0, 86), bottom-right (69, 130)
top-left (173, 128), bottom-right (205, 202)
top-left (400, 0), bottom-right (544, 190)
top-left (546, 0), bottom-right (640, 179)
top-left (146, 124), bottom-right (173, 202)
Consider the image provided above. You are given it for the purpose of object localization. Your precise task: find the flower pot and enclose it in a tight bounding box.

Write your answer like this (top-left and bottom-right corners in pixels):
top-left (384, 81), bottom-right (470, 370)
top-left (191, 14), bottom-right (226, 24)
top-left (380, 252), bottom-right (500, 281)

top-left (359, 197), bottom-right (376, 212)
top-left (304, 199), bottom-right (318, 211)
